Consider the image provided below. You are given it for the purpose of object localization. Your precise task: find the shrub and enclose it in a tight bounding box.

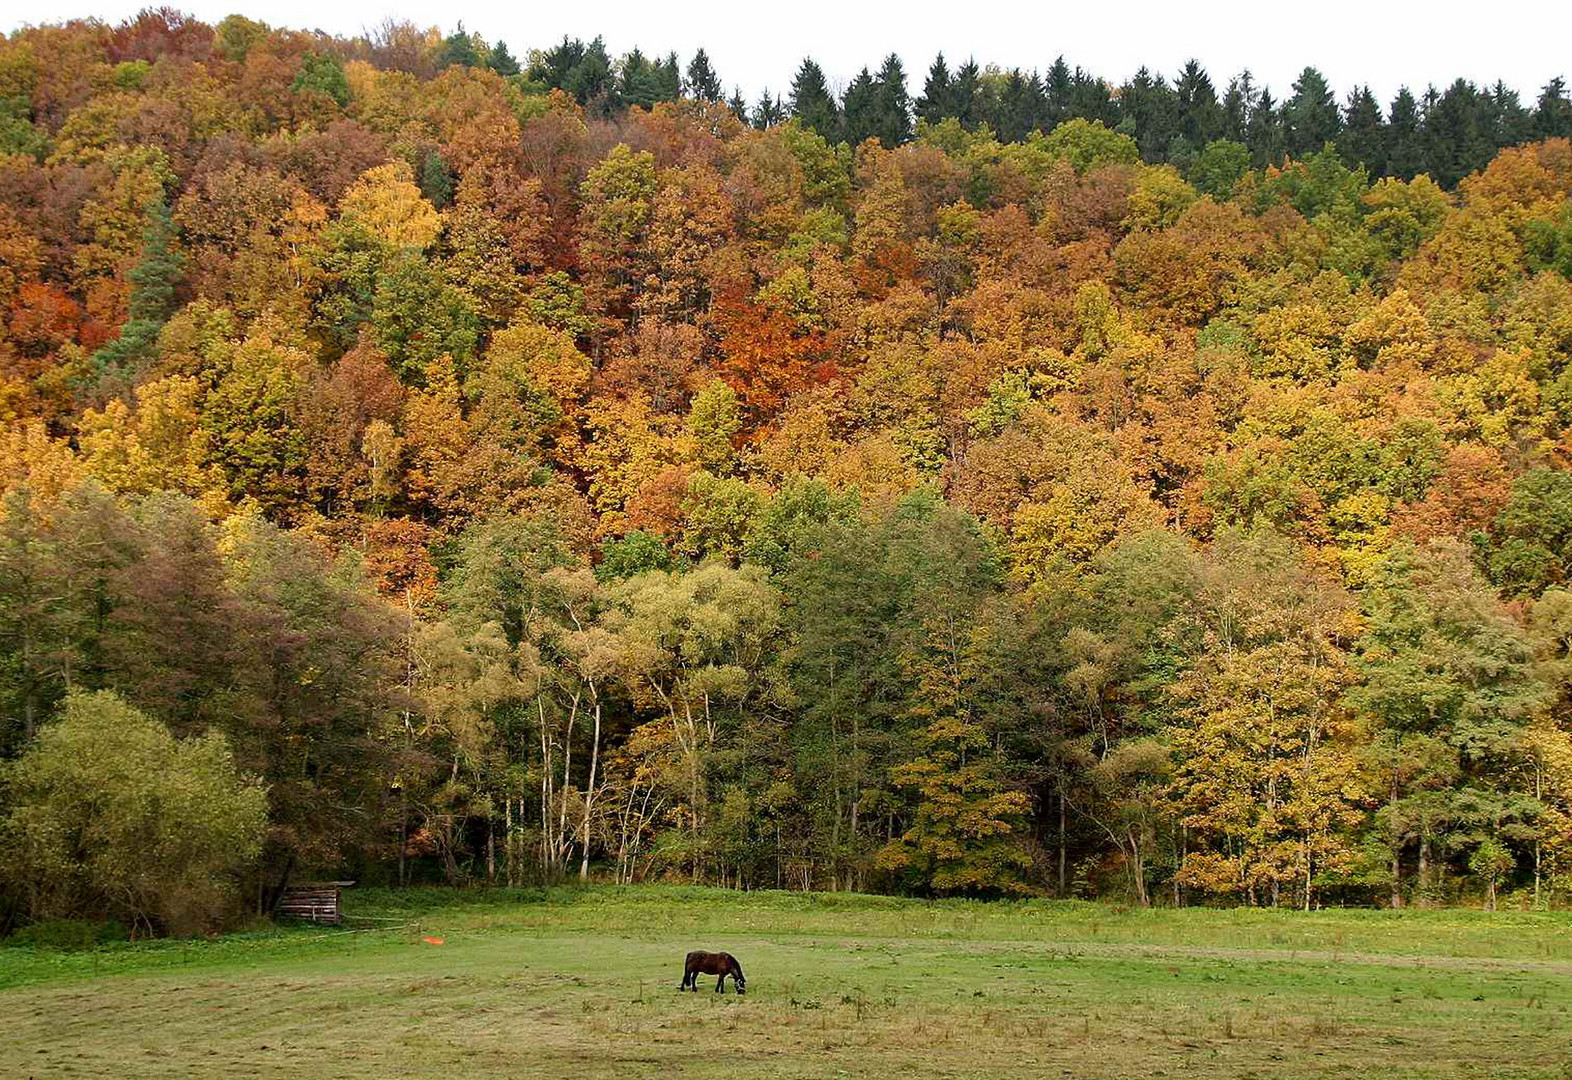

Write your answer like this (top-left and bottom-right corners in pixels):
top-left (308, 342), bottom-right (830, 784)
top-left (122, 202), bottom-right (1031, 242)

top-left (3, 918), bottom-right (127, 950)
top-left (0, 691), bottom-right (268, 937)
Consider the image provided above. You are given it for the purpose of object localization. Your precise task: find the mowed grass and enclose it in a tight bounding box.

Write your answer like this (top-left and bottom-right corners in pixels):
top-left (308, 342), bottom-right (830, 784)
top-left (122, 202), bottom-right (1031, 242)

top-left (4, 887), bottom-right (1572, 1079)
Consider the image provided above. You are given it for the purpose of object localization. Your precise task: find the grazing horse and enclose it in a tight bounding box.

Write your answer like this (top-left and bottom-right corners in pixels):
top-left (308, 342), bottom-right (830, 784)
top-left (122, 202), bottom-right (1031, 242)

top-left (680, 950), bottom-right (746, 994)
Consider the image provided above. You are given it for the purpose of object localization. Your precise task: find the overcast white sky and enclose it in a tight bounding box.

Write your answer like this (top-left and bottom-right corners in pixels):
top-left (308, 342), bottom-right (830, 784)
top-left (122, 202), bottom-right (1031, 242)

top-left (12, 0), bottom-right (1572, 107)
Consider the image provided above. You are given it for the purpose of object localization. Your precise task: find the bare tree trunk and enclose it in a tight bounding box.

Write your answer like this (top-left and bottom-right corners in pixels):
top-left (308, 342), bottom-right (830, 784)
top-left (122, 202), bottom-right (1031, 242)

top-left (266, 855), bottom-right (296, 917)
top-left (1417, 837), bottom-right (1431, 908)
top-left (1058, 789), bottom-right (1067, 897)
top-left (1128, 830), bottom-right (1149, 907)
top-left (1389, 774), bottom-right (1402, 909)
top-left (580, 697), bottom-right (601, 881)
top-left (399, 792), bottom-right (409, 888)
top-left (556, 694), bottom-right (580, 871)
top-left (615, 783), bottom-right (635, 885)
top-left (1534, 762), bottom-right (1544, 910)
top-left (538, 697), bottom-right (553, 879)
top-left (21, 603), bottom-right (36, 743)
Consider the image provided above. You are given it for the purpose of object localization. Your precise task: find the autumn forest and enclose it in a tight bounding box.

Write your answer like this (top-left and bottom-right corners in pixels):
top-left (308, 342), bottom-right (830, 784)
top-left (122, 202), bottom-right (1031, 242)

top-left (5, 9), bottom-right (1572, 936)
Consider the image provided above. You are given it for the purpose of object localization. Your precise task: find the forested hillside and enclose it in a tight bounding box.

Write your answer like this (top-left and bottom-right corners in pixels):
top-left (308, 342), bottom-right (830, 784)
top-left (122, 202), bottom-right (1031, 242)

top-left (4, 10), bottom-right (1572, 932)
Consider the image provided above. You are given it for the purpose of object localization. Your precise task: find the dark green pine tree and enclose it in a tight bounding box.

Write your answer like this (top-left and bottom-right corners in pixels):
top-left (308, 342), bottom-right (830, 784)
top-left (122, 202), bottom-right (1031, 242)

top-left (1022, 70), bottom-right (1049, 135)
top-left (952, 58), bottom-right (983, 128)
top-left (871, 54), bottom-right (913, 146)
top-left (93, 196), bottom-right (184, 378)
top-left (1417, 85), bottom-right (1445, 178)
top-left (529, 37), bottom-right (586, 92)
top-left (438, 24), bottom-right (478, 69)
top-left (1425, 79), bottom-right (1493, 186)
top-left (727, 86), bottom-right (748, 123)
top-left (619, 48), bottom-right (664, 109)
top-left (419, 148), bottom-right (453, 209)
top-left (993, 69), bottom-right (1027, 141)
top-left (791, 57), bottom-right (842, 141)
top-left (1120, 67), bottom-right (1178, 163)
top-left (753, 89), bottom-right (786, 129)
top-left (1045, 56), bottom-right (1073, 128)
top-left (1246, 87), bottom-right (1286, 168)
top-left (1339, 85), bottom-right (1386, 173)
top-left (1221, 71), bottom-right (1256, 143)
top-left (1386, 87), bottom-right (1426, 179)
top-left (996, 69), bottom-right (1048, 141)
top-left (1488, 81), bottom-right (1534, 148)
top-left (656, 52), bottom-right (682, 101)
top-left (917, 53), bottom-right (953, 125)
top-left (1283, 66), bottom-right (1340, 159)
top-left (1535, 77), bottom-right (1572, 138)
top-left (487, 39), bottom-right (520, 77)
top-left (1071, 65), bottom-right (1117, 126)
top-left (566, 37), bottom-right (616, 111)
top-left (1174, 59), bottom-right (1224, 146)
top-left (842, 67), bottom-right (878, 145)
top-left (686, 47), bottom-right (722, 102)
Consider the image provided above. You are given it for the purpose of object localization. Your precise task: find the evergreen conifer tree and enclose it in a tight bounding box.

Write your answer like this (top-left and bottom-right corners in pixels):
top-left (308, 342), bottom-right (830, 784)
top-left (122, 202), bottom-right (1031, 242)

top-left (487, 39), bottom-right (520, 77)
top-left (686, 47), bottom-right (722, 101)
top-left (917, 53), bottom-right (953, 125)
top-left (94, 197), bottom-right (184, 378)
top-left (1340, 85), bottom-right (1386, 172)
top-left (1045, 56), bottom-right (1073, 127)
top-left (1284, 66), bottom-right (1340, 159)
top-left (791, 57), bottom-right (841, 141)
top-left (1246, 87), bottom-right (1286, 167)
top-left (842, 68), bottom-right (878, 144)
top-left (952, 58), bottom-right (982, 127)
top-left (753, 89), bottom-right (786, 129)
top-left (872, 54), bottom-right (913, 146)
top-left (1386, 87), bottom-right (1426, 179)
top-left (1535, 77), bottom-right (1572, 138)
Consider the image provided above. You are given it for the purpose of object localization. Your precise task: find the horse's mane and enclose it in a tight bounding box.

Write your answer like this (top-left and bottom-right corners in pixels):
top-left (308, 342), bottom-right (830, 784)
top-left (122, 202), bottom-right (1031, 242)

top-left (729, 954), bottom-right (744, 978)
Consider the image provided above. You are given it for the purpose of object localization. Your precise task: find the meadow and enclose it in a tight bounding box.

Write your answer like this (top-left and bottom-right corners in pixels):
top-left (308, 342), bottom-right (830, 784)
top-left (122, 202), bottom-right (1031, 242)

top-left (3, 887), bottom-right (1571, 1079)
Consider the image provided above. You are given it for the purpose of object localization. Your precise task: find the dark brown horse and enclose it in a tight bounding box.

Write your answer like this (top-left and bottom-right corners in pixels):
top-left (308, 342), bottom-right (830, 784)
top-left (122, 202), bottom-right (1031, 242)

top-left (680, 950), bottom-right (746, 993)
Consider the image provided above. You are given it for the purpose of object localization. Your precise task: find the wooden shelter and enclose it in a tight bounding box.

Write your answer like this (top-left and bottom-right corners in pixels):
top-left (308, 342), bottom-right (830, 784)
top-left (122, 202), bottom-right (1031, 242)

top-left (276, 881), bottom-right (353, 925)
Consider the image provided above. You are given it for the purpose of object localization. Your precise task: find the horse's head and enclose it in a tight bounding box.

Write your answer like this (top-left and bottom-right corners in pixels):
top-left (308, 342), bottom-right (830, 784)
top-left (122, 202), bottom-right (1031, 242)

top-left (733, 971), bottom-right (745, 994)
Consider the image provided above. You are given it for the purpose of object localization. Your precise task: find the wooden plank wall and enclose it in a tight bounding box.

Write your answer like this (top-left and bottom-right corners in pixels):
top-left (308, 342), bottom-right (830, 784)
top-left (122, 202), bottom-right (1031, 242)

top-left (277, 887), bottom-right (342, 924)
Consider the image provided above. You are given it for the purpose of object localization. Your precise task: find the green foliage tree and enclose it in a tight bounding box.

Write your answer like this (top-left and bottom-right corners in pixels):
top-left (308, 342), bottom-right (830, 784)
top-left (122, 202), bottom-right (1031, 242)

top-left (1043, 118), bottom-right (1139, 172)
top-left (0, 690), bottom-right (266, 936)
top-left (291, 51), bottom-right (350, 107)
top-left (1349, 541), bottom-right (1546, 904)
top-left (1190, 139), bottom-right (1251, 198)
top-left (1486, 470), bottom-right (1572, 596)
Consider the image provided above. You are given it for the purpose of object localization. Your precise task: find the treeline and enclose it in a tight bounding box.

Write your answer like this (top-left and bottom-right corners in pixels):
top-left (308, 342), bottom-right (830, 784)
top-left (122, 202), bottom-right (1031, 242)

top-left (529, 38), bottom-right (1572, 189)
top-left (6, 12), bottom-right (1572, 188)
top-left (2, 10), bottom-right (1572, 932)
top-left (3, 476), bottom-right (1570, 925)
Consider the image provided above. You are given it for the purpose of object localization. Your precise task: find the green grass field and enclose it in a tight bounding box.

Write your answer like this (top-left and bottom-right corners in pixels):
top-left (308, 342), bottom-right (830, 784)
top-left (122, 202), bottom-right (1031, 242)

top-left (4, 887), bottom-right (1571, 1079)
